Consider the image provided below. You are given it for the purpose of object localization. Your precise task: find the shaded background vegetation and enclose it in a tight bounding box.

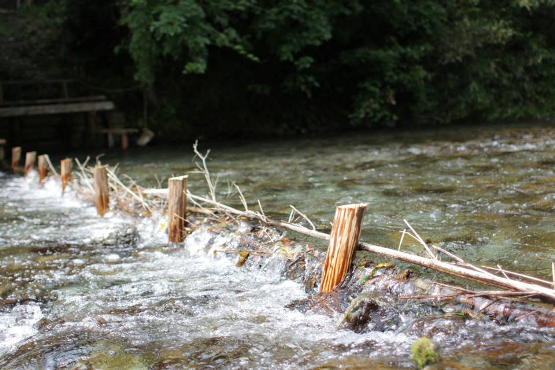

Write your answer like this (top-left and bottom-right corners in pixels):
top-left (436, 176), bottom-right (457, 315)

top-left (1, 0), bottom-right (555, 141)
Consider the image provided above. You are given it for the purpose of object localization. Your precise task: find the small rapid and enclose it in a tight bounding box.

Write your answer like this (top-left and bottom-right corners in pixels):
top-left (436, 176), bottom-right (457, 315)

top-left (2, 123), bottom-right (555, 368)
top-left (0, 173), bottom-right (413, 369)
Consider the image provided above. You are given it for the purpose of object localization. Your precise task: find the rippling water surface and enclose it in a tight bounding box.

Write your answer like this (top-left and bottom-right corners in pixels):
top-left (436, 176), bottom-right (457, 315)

top-left (2, 123), bottom-right (555, 368)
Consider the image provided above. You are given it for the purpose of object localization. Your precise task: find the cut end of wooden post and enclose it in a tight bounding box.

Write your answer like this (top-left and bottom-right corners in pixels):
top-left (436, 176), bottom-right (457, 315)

top-left (168, 175), bottom-right (188, 243)
top-left (24, 151), bottom-right (37, 177)
top-left (38, 154), bottom-right (48, 185)
top-left (320, 203), bottom-right (368, 293)
top-left (61, 158), bottom-right (73, 193)
top-left (11, 147), bottom-right (21, 169)
top-left (94, 165), bottom-right (110, 217)
top-left (169, 175), bottom-right (188, 181)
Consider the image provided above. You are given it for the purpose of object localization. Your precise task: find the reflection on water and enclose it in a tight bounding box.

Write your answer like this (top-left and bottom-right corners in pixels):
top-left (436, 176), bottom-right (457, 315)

top-left (1, 123), bottom-right (555, 368)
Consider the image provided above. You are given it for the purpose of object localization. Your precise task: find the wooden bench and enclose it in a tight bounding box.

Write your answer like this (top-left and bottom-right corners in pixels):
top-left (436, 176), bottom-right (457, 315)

top-left (96, 128), bottom-right (138, 151)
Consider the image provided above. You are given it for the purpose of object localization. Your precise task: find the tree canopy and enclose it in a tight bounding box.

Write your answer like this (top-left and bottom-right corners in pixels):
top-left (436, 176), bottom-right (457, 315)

top-left (3, 0), bottom-right (555, 139)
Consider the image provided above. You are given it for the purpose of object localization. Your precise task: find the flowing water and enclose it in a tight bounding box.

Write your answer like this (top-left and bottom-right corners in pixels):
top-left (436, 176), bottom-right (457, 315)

top-left (1, 123), bottom-right (555, 368)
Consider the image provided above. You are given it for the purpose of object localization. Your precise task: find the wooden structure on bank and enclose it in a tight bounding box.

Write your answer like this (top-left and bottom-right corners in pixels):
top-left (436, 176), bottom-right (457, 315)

top-left (0, 80), bottom-right (127, 152)
top-left (0, 80), bottom-right (114, 118)
top-left (97, 128), bottom-right (139, 151)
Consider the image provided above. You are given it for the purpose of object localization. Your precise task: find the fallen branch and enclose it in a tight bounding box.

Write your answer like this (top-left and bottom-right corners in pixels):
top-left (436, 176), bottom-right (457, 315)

top-left (192, 140), bottom-right (217, 202)
top-left (400, 291), bottom-right (536, 300)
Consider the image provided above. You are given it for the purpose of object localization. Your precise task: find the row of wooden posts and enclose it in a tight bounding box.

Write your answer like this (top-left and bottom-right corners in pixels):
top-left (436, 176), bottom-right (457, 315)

top-left (10, 146), bottom-right (364, 293)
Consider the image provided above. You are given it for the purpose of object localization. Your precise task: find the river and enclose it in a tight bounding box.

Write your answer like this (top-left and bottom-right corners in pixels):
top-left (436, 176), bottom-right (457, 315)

top-left (1, 123), bottom-right (555, 368)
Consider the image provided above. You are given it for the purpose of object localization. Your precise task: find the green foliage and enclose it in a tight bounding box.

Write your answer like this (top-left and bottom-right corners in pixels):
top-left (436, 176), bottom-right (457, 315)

top-left (15, 0), bottom-right (555, 138)
top-left (120, 0), bottom-right (259, 82)
top-left (113, 0), bottom-right (555, 135)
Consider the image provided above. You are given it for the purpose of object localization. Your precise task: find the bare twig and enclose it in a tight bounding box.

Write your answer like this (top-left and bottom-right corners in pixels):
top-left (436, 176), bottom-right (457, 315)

top-left (234, 183), bottom-right (249, 211)
top-left (401, 231), bottom-right (500, 280)
top-left (400, 291), bottom-right (538, 300)
top-left (398, 229), bottom-right (407, 251)
top-left (44, 155), bottom-right (60, 177)
top-left (154, 174), bottom-right (166, 189)
top-left (480, 265), bottom-right (553, 286)
top-left (289, 205), bottom-right (316, 231)
top-left (106, 167), bottom-right (151, 212)
top-left (74, 157), bottom-right (94, 192)
top-left (257, 200), bottom-right (267, 222)
top-left (403, 219), bottom-right (437, 259)
top-left (497, 264), bottom-right (511, 280)
top-left (95, 153), bottom-right (104, 166)
top-left (192, 140), bottom-right (217, 202)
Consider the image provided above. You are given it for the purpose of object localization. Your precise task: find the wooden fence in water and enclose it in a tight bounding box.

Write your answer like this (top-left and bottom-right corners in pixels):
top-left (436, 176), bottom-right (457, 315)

top-left (7, 146), bottom-right (555, 302)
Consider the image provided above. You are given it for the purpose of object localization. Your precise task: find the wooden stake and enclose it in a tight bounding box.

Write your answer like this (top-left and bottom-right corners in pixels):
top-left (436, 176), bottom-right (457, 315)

top-left (24, 151), bottom-right (36, 176)
top-left (94, 165), bottom-right (109, 217)
top-left (121, 133), bottom-right (129, 151)
top-left (38, 154), bottom-right (48, 185)
top-left (320, 204), bottom-right (367, 293)
top-left (11, 146), bottom-right (21, 169)
top-left (61, 158), bottom-right (72, 193)
top-left (168, 175), bottom-right (188, 243)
